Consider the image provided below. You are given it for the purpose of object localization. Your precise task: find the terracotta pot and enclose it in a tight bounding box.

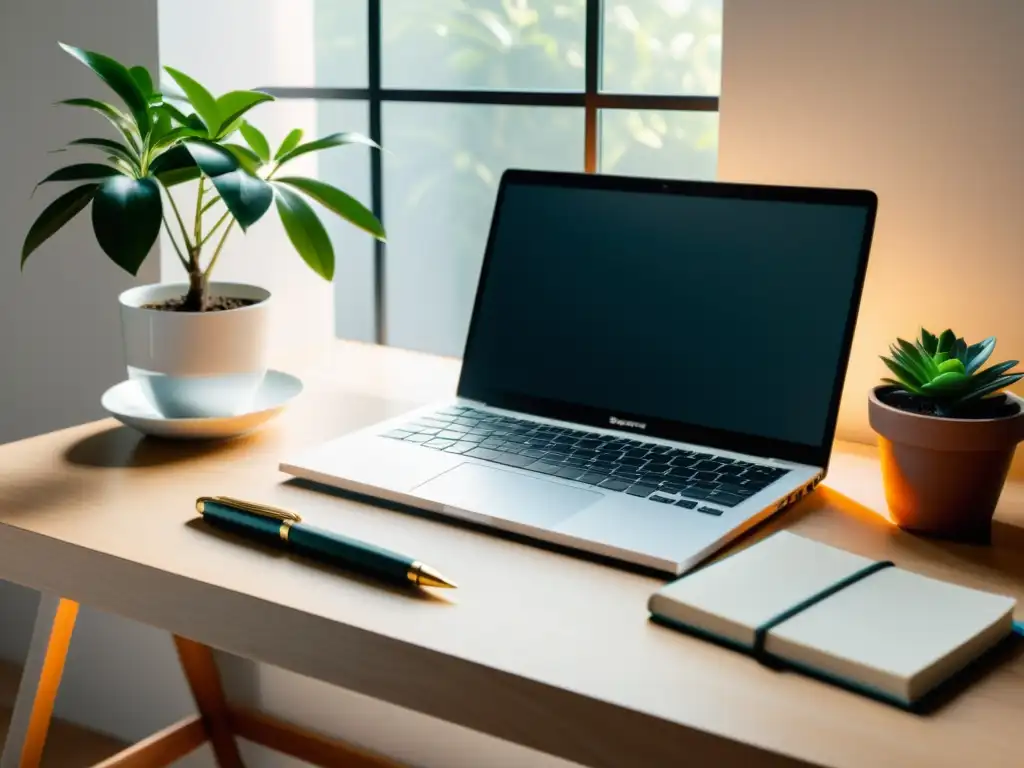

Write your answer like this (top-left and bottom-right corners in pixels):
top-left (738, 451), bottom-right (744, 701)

top-left (868, 386), bottom-right (1024, 542)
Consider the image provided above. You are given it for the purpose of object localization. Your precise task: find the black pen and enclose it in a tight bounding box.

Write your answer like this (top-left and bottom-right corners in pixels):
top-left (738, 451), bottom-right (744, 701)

top-left (196, 496), bottom-right (457, 589)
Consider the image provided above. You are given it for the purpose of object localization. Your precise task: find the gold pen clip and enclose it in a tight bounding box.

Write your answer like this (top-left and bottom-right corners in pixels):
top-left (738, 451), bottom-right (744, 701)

top-left (196, 496), bottom-right (302, 523)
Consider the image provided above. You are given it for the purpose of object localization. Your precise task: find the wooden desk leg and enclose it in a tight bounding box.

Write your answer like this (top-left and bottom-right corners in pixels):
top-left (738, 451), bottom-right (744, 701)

top-left (0, 594), bottom-right (78, 768)
top-left (172, 636), bottom-right (244, 768)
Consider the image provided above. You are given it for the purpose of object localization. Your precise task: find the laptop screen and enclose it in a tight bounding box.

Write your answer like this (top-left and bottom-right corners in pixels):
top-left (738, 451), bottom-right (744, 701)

top-left (458, 171), bottom-right (876, 467)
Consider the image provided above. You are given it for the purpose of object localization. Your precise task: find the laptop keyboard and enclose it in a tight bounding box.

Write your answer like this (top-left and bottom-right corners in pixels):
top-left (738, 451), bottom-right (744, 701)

top-left (382, 406), bottom-right (791, 515)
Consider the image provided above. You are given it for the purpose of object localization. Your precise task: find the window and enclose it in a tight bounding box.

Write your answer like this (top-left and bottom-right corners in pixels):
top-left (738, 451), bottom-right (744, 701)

top-left (169, 1), bottom-right (723, 355)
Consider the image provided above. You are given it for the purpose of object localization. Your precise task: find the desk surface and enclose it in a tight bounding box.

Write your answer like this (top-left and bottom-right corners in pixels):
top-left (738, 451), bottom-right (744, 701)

top-left (1, 341), bottom-right (1022, 768)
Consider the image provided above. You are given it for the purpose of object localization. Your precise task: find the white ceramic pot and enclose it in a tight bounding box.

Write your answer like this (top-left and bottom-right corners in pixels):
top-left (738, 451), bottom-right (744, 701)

top-left (119, 282), bottom-right (271, 418)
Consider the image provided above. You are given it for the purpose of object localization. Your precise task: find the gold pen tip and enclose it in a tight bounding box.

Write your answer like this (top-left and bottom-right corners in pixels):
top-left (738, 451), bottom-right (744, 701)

top-left (416, 565), bottom-right (458, 589)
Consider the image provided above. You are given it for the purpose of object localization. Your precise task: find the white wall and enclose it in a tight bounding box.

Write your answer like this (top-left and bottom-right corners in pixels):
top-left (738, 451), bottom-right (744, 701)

top-left (718, 0), bottom-right (1024, 472)
top-left (0, 1), bottom-right (213, 765)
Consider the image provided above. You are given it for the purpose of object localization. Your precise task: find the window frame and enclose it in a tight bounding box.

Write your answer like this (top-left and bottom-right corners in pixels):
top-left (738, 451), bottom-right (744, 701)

top-left (264, 0), bottom-right (720, 344)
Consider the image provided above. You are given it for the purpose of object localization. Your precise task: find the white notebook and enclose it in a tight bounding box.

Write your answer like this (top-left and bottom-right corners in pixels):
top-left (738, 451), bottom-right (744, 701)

top-left (648, 531), bottom-right (1018, 707)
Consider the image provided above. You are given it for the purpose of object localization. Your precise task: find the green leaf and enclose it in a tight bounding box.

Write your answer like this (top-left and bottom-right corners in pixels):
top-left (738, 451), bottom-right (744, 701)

top-left (150, 125), bottom-right (207, 152)
top-left (274, 128), bottom-right (304, 161)
top-left (57, 98), bottom-right (140, 151)
top-left (881, 356), bottom-right (923, 393)
top-left (91, 176), bottom-right (162, 275)
top-left (182, 141), bottom-right (272, 229)
top-left (182, 140), bottom-right (239, 177)
top-left (215, 91), bottom-right (274, 137)
top-left (239, 122), bottom-right (271, 163)
top-left (953, 337), bottom-right (968, 364)
top-left (275, 131), bottom-right (379, 167)
top-left (274, 185), bottom-right (334, 280)
top-left (59, 43), bottom-right (151, 137)
top-left (959, 374), bottom-right (1023, 403)
top-left (937, 358), bottom-right (966, 375)
top-left (223, 143), bottom-right (263, 174)
top-left (970, 360), bottom-right (1019, 389)
top-left (920, 371), bottom-right (972, 395)
top-left (891, 344), bottom-right (928, 384)
top-left (68, 138), bottom-right (139, 167)
top-left (21, 183), bottom-right (99, 267)
top-left (903, 339), bottom-right (939, 378)
top-left (149, 106), bottom-right (172, 144)
top-left (155, 100), bottom-right (193, 127)
top-left (936, 329), bottom-right (956, 355)
top-left (36, 163), bottom-right (122, 191)
top-left (163, 66), bottom-right (220, 135)
top-left (920, 329), bottom-right (938, 355)
top-left (933, 351), bottom-right (950, 365)
top-left (129, 65), bottom-right (154, 97)
top-left (965, 337), bottom-right (996, 375)
top-left (149, 145), bottom-right (200, 187)
top-left (275, 177), bottom-right (385, 240)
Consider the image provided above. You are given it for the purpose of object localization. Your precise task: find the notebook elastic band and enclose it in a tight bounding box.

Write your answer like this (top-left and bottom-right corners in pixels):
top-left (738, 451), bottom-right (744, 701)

top-left (752, 560), bottom-right (895, 667)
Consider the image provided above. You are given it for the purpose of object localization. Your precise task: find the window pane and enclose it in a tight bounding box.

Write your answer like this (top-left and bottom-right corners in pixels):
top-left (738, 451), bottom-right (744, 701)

top-left (600, 109), bottom-right (717, 179)
top-left (382, 0), bottom-right (586, 91)
top-left (315, 0), bottom-right (369, 87)
top-left (158, 0), bottom-right (366, 90)
top-left (601, 0), bottom-right (723, 96)
top-left (316, 101), bottom-right (375, 342)
top-left (383, 104), bottom-right (584, 355)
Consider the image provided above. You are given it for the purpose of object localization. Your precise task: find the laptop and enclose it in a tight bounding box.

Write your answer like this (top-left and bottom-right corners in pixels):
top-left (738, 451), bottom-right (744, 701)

top-left (281, 170), bottom-right (877, 574)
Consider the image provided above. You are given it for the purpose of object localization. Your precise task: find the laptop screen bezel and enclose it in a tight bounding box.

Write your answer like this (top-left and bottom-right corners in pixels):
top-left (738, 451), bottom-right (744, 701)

top-left (456, 169), bottom-right (878, 469)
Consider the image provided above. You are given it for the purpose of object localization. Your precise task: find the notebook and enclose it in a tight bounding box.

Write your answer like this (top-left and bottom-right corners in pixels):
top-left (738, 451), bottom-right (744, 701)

top-left (648, 531), bottom-right (1018, 708)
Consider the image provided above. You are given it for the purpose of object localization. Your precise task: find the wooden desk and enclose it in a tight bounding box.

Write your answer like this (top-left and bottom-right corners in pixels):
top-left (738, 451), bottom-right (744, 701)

top-left (0, 341), bottom-right (1022, 768)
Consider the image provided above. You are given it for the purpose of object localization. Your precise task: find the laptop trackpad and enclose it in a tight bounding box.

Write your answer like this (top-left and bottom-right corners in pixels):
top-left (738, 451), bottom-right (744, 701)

top-left (413, 463), bottom-right (601, 529)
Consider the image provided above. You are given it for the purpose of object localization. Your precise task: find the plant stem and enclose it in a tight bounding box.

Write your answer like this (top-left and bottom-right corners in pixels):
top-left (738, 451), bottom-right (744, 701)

top-left (165, 187), bottom-right (194, 252)
top-left (203, 219), bottom-right (236, 279)
top-left (198, 210), bottom-right (231, 247)
top-left (201, 195), bottom-right (222, 215)
top-left (162, 216), bottom-right (190, 271)
top-left (183, 270), bottom-right (207, 312)
top-left (192, 177), bottom-right (205, 256)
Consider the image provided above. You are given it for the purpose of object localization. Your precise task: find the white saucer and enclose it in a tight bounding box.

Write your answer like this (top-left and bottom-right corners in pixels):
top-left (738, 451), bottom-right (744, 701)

top-left (101, 370), bottom-right (303, 439)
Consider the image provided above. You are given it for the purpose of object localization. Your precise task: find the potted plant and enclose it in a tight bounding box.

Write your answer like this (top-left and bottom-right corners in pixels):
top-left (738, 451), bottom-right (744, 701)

top-left (21, 43), bottom-right (385, 418)
top-left (870, 328), bottom-right (1024, 542)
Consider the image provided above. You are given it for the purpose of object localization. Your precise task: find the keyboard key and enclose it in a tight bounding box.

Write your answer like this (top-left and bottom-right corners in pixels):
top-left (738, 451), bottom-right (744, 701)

top-left (443, 423), bottom-right (470, 434)
top-left (588, 460), bottom-right (616, 472)
top-left (571, 448), bottom-right (598, 460)
top-left (481, 438), bottom-right (506, 448)
top-left (576, 472), bottom-right (608, 485)
top-left (692, 471), bottom-right (720, 483)
top-left (563, 457), bottom-right (588, 467)
top-left (520, 448), bottom-right (548, 459)
top-left (598, 479), bottom-right (630, 492)
top-left (716, 464), bottom-right (744, 477)
top-left (437, 430), bottom-right (465, 440)
top-left (576, 439), bottom-right (602, 450)
top-left (458, 433), bottom-right (485, 444)
top-left (416, 418), bottom-right (450, 428)
top-left (660, 483), bottom-right (685, 493)
top-left (708, 491), bottom-right (745, 507)
top-left (691, 460), bottom-right (724, 472)
top-left (675, 499), bottom-right (698, 509)
top-left (504, 434), bottom-right (529, 444)
top-left (610, 468), bottom-right (641, 481)
top-left (643, 463), bottom-right (671, 474)
top-left (681, 486), bottom-right (714, 501)
top-left (649, 493), bottom-right (676, 504)
top-left (555, 466), bottom-right (586, 480)
top-left (717, 482), bottom-right (752, 496)
top-left (493, 452), bottom-right (535, 468)
top-left (413, 427), bottom-right (442, 436)
top-left (405, 434), bottom-right (433, 443)
top-left (444, 442), bottom-right (477, 454)
top-left (551, 435), bottom-right (575, 446)
top-left (697, 505), bottom-right (723, 516)
top-left (467, 447), bottom-right (502, 461)
top-left (526, 461), bottom-right (562, 475)
top-left (544, 451), bottom-right (569, 461)
top-left (667, 468), bottom-right (695, 481)
top-left (383, 429), bottom-right (413, 439)
top-left (625, 484), bottom-right (657, 498)
top-left (618, 456), bottom-right (645, 467)
top-left (624, 447), bottom-right (648, 458)
top-left (424, 438), bottom-right (456, 449)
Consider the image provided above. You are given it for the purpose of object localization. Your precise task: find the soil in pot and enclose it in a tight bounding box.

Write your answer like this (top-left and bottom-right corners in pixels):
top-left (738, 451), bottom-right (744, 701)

top-left (141, 296), bottom-right (261, 312)
top-left (877, 388), bottom-right (1019, 420)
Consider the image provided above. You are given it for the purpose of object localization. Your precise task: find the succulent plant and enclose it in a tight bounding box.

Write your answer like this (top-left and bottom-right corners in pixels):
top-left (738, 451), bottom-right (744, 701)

top-left (880, 329), bottom-right (1021, 417)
